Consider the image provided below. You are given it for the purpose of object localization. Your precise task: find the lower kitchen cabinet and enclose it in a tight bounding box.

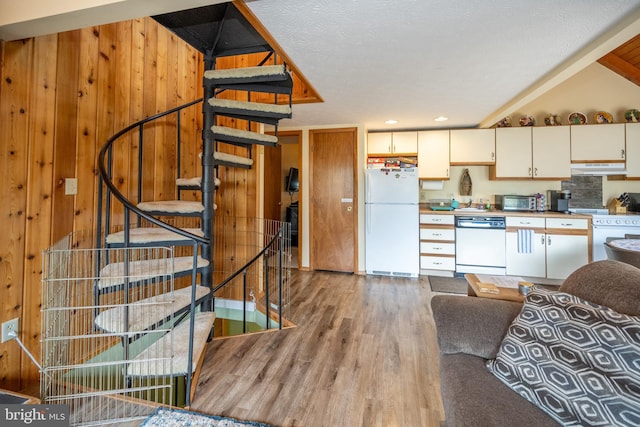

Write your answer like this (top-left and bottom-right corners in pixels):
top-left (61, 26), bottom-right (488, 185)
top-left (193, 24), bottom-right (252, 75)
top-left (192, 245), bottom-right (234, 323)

top-left (545, 234), bottom-right (589, 280)
top-left (419, 213), bottom-right (455, 275)
top-left (505, 216), bottom-right (589, 281)
top-left (506, 231), bottom-right (546, 277)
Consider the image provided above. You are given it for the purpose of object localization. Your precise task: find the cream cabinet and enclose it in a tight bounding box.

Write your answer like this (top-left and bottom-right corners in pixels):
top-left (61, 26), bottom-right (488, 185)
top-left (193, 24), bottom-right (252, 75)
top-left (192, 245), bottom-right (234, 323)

top-left (505, 216), bottom-right (546, 277)
top-left (493, 126), bottom-right (570, 179)
top-left (450, 128), bottom-right (495, 164)
top-left (367, 131), bottom-right (417, 155)
top-left (505, 216), bottom-right (589, 281)
top-left (570, 123), bottom-right (626, 162)
top-left (494, 127), bottom-right (532, 178)
top-left (625, 122), bottom-right (640, 178)
top-left (419, 214), bottom-right (455, 274)
top-left (418, 130), bottom-right (450, 179)
top-left (532, 126), bottom-right (571, 178)
top-left (545, 218), bottom-right (589, 280)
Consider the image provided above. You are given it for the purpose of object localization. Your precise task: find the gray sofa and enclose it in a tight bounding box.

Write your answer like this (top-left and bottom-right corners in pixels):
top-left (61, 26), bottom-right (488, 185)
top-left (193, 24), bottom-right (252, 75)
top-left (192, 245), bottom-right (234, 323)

top-left (431, 260), bottom-right (640, 427)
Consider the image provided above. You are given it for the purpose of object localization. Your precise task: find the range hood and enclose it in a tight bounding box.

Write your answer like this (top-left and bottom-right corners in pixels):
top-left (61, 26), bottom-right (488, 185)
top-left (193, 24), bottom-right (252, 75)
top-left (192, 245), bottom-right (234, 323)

top-left (570, 162), bottom-right (627, 175)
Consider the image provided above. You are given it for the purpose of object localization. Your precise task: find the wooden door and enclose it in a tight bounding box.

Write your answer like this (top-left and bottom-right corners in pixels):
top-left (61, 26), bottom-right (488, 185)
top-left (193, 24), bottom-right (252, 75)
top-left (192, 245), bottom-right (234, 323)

top-left (310, 128), bottom-right (357, 272)
top-left (263, 144), bottom-right (282, 222)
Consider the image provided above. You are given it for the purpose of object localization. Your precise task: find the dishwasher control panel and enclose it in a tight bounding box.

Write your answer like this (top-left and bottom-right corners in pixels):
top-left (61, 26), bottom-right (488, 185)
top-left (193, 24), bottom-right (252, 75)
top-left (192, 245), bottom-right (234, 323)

top-left (455, 216), bottom-right (506, 229)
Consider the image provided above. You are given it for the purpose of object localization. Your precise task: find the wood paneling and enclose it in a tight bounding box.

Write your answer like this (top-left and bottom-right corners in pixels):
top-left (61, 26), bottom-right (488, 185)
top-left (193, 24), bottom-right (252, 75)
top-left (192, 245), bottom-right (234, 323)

top-left (599, 33), bottom-right (640, 87)
top-left (0, 9), bottom-right (311, 392)
top-left (0, 38), bottom-right (33, 390)
top-left (0, 17), bottom-right (211, 391)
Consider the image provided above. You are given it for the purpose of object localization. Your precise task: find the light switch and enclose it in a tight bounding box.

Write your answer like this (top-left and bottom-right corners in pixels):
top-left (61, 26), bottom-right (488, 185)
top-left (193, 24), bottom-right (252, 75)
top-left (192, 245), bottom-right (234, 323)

top-left (65, 178), bottom-right (78, 195)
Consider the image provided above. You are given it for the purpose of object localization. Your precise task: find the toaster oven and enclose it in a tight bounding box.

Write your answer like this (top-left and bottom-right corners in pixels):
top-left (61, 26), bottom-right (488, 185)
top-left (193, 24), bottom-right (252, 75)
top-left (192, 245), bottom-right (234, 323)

top-left (495, 195), bottom-right (542, 212)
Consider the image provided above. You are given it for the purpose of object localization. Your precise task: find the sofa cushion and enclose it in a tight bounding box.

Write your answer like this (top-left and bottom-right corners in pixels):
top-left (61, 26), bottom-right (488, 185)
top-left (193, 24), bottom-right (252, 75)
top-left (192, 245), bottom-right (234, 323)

top-left (560, 260), bottom-right (640, 316)
top-left (487, 286), bottom-right (640, 426)
top-left (440, 353), bottom-right (558, 427)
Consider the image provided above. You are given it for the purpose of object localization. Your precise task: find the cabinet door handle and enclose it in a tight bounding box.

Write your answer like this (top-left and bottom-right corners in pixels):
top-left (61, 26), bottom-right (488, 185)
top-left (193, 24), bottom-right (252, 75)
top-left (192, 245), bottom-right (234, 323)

top-left (547, 236), bottom-right (552, 246)
top-left (491, 151), bottom-right (495, 161)
top-left (541, 235), bottom-right (545, 244)
top-left (622, 149), bottom-right (625, 159)
top-left (446, 168), bottom-right (449, 177)
top-left (528, 167), bottom-right (532, 176)
top-left (433, 233), bottom-right (442, 237)
top-left (521, 221), bottom-right (531, 225)
top-left (433, 218), bottom-right (442, 222)
top-left (534, 167), bottom-right (538, 176)
top-left (561, 223), bottom-right (572, 227)
top-left (388, 144), bottom-right (392, 152)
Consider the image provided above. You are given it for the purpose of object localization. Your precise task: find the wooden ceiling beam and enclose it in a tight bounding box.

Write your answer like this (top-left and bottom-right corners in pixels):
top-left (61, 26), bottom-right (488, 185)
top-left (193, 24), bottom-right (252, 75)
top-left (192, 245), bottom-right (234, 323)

top-left (598, 52), bottom-right (640, 86)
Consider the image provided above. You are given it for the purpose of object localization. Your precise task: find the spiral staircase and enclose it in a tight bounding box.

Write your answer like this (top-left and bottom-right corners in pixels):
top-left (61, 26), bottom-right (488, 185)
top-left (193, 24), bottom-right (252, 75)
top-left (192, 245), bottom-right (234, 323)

top-left (40, 3), bottom-right (294, 421)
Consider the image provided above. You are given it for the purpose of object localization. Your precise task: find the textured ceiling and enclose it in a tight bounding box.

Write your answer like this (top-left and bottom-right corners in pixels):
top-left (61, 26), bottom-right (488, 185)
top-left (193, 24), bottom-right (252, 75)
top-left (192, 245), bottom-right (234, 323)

top-left (246, 0), bottom-right (640, 130)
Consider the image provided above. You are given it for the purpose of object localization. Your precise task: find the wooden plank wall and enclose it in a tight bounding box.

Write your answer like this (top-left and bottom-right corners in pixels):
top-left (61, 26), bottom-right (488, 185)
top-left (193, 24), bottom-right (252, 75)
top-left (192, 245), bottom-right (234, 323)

top-left (0, 17), bottom-right (211, 392)
top-left (0, 16), bottom-right (316, 392)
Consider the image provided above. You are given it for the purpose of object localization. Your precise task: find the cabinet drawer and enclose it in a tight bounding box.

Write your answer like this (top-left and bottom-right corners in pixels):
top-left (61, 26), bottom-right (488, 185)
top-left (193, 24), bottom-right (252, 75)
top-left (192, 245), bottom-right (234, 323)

top-left (420, 242), bottom-right (455, 255)
top-left (545, 218), bottom-right (588, 230)
top-left (420, 256), bottom-right (456, 271)
top-left (506, 216), bottom-right (545, 228)
top-left (420, 214), bottom-right (454, 225)
top-left (420, 228), bottom-right (455, 241)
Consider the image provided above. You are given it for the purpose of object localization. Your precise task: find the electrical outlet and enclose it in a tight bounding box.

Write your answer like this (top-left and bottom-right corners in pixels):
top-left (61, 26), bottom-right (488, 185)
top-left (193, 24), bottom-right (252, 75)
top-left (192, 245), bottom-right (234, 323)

top-left (65, 178), bottom-right (78, 195)
top-left (1, 318), bottom-right (19, 343)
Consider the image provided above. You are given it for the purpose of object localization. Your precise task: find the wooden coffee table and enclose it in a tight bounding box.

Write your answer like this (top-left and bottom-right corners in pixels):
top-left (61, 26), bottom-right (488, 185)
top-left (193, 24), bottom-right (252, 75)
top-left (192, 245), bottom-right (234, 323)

top-left (464, 273), bottom-right (525, 303)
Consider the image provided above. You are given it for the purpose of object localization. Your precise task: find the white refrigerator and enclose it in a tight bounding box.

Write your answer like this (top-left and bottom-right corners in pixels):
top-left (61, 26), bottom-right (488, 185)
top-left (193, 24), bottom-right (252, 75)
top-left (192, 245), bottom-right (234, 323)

top-left (365, 168), bottom-right (419, 277)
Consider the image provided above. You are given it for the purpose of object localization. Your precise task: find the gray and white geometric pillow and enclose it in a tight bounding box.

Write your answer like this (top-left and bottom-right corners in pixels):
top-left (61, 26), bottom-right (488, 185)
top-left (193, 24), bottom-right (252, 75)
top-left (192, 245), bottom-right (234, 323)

top-left (486, 286), bottom-right (640, 426)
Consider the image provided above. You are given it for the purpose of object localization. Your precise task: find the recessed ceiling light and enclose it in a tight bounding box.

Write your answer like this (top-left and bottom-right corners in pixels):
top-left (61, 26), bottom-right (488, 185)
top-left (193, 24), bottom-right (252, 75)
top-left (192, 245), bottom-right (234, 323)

top-left (434, 116), bottom-right (448, 122)
top-left (385, 119), bottom-right (398, 124)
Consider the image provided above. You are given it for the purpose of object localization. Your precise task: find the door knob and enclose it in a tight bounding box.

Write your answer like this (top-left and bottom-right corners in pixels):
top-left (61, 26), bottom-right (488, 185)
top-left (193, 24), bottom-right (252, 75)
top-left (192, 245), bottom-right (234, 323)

top-left (346, 206), bottom-right (352, 212)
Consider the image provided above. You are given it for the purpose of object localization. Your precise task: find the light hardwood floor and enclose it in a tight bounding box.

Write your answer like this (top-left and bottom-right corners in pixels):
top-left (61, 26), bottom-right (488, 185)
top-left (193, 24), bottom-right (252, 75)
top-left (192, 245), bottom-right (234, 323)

top-left (191, 270), bottom-right (447, 426)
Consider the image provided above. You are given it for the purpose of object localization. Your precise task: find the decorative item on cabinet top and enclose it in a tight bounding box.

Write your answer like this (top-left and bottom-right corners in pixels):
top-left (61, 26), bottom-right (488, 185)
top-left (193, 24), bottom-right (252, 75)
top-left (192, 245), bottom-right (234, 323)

top-left (544, 114), bottom-right (561, 126)
top-left (494, 116), bottom-right (512, 128)
top-left (625, 109), bottom-right (639, 123)
top-left (594, 111), bottom-right (613, 124)
top-left (568, 112), bottom-right (587, 125)
top-left (519, 115), bottom-right (535, 127)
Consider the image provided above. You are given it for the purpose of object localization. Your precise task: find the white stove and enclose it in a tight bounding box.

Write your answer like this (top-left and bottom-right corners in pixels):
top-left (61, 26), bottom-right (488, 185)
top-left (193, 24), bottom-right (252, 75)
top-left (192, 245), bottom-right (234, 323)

top-left (590, 213), bottom-right (640, 261)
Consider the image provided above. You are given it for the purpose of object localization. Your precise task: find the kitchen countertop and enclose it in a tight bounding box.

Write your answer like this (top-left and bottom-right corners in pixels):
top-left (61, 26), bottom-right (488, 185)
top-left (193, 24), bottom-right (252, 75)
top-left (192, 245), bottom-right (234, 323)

top-left (418, 204), bottom-right (592, 220)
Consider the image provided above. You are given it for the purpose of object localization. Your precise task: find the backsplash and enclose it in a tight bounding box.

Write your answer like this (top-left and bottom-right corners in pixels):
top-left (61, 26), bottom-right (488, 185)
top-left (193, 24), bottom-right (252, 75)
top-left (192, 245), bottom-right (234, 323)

top-left (562, 176), bottom-right (603, 208)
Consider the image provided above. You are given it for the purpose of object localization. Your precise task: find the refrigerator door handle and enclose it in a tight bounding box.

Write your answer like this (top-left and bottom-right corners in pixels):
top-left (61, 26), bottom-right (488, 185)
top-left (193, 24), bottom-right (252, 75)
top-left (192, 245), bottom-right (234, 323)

top-left (366, 204), bottom-right (371, 234)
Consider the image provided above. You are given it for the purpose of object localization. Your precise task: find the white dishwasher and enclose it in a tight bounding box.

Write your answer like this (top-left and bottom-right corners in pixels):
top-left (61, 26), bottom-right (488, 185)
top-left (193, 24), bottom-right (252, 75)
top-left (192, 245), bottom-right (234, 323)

top-left (455, 216), bottom-right (506, 275)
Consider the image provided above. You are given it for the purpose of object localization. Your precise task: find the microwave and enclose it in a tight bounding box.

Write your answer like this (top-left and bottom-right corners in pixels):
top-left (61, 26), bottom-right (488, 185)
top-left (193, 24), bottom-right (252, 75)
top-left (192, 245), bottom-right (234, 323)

top-left (495, 195), bottom-right (542, 212)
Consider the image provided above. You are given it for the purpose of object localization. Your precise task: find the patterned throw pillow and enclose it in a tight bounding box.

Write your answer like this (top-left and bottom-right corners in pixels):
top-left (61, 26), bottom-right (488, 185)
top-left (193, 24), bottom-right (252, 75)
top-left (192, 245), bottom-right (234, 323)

top-left (486, 286), bottom-right (640, 426)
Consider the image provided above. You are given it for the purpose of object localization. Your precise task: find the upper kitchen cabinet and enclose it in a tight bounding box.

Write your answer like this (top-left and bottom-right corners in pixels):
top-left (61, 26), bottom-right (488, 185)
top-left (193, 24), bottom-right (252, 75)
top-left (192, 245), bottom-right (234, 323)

top-left (493, 127), bottom-right (532, 178)
top-left (418, 130), bottom-right (450, 179)
top-left (570, 123), bottom-right (626, 163)
top-left (491, 126), bottom-right (570, 180)
top-left (625, 122), bottom-right (640, 179)
top-left (450, 128), bottom-right (495, 165)
top-left (367, 131), bottom-right (417, 156)
top-left (532, 126), bottom-right (571, 179)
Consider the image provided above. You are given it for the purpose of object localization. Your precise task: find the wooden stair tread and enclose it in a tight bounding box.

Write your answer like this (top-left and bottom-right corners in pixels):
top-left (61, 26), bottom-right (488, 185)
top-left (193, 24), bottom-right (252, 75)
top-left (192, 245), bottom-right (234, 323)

top-left (94, 286), bottom-right (210, 334)
top-left (208, 98), bottom-right (292, 119)
top-left (98, 256), bottom-right (209, 291)
top-left (176, 177), bottom-right (221, 189)
top-left (211, 125), bottom-right (278, 146)
top-left (127, 312), bottom-right (216, 376)
top-left (106, 227), bottom-right (203, 246)
top-left (137, 200), bottom-right (213, 216)
top-left (204, 64), bottom-right (287, 83)
top-left (214, 152), bottom-right (254, 167)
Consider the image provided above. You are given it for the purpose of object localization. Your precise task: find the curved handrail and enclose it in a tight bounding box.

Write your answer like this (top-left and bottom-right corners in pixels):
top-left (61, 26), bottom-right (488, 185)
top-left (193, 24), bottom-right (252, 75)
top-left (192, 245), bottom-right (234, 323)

top-left (97, 98), bottom-right (208, 245)
top-left (212, 227), bottom-right (284, 294)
